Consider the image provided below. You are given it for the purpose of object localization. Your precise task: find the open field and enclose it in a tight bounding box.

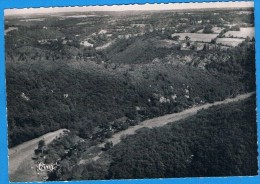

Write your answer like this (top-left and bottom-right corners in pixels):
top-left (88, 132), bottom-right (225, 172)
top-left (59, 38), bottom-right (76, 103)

top-left (216, 37), bottom-right (245, 47)
top-left (196, 27), bottom-right (224, 34)
top-left (224, 27), bottom-right (255, 39)
top-left (96, 41), bottom-right (114, 50)
top-left (172, 33), bottom-right (219, 42)
top-left (20, 18), bottom-right (45, 22)
top-left (197, 29), bottom-right (204, 33)
top-left (61, 15), bottom-right (100, 18)
top-left (211, 27), bottom-right (225, 34)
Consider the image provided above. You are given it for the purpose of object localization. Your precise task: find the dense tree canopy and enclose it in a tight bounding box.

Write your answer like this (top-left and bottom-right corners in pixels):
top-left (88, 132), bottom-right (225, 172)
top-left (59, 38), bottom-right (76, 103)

top-left (106, 96), bottom-right (257, 179)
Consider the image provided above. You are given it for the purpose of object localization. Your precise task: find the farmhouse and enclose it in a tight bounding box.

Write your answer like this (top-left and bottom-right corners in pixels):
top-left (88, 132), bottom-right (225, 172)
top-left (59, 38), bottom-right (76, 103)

top-left (80, 40), bottom-right (94, 47)
top-left (194, 42), bottom-right (205, 51)
top-left (38, 39), bottom-right (58, 45)
top-left (21, 92), bottom-right (30, 101)
top-left (180, 42), bottom-right (190, 50)
top-left (98, 29), bottom-right (108, 34)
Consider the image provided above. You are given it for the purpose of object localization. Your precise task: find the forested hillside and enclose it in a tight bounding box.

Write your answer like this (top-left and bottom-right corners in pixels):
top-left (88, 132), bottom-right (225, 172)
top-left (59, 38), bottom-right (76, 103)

top-left (5, 9), bottom-right (255, 149)
top-left (6, 57), bottom-right (246, 147)
top-left (105, 96), bottom-right (258, 178)
top-left (6, 7), bottom-right (257, 182)
top-left (106, 97), bottom-right (257, 178)
top-left (43, 95), bottom-right (257, 180)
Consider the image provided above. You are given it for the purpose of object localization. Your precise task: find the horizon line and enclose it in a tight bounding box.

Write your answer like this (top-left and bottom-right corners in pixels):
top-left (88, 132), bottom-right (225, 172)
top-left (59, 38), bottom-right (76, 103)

top-left (4, 1), bottom-right (254, 16)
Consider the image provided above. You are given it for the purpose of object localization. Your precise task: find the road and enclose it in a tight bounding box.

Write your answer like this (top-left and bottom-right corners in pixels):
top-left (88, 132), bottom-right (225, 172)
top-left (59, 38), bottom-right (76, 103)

top-left (9, 129), bottom-right (67, 179)
top-left (9, 92), bottom-right (254, 173)
top-left (79, 92), bottom-right (254, 164)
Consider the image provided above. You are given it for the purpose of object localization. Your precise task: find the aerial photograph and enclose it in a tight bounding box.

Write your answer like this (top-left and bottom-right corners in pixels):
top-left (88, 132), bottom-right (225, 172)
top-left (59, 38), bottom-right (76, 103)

top-left (5, 1), bottom-right (257, 182)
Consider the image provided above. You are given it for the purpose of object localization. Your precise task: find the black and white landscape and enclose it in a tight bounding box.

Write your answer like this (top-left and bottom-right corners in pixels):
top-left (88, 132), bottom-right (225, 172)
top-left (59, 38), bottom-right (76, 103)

top-left (5, 2), bottom-right (257, 182)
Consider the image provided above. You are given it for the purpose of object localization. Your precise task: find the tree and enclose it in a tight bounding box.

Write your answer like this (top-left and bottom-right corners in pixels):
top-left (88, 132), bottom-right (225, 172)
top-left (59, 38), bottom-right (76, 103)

top-left (172, 35), bottom-right (180, 41)
top-left (203, 25), bottom-right (213, 33)
top-left (211, 39), bottom-right (216, 44)
top-left (245, 36), bottom-right (251, 42)
top-left (190, 44), bottom-right (195, 50)
top-left (104, 141), bottom-right (113, 151)
top-left (231, 25), bottom-right (240, 31)
top-left (185, 36), bottom-right (190, 41)
top-left (38, 139), bottom-right (46, 149)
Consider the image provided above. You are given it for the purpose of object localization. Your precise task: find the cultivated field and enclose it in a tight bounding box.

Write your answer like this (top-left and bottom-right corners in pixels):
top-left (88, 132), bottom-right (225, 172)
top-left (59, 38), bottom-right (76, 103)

top-left (216, 37), bottom-right (245, 47)
top-left (61, 15), bottom-right (99, 18)
top-left (224, 27), bottom-right (255, 39)
top-left (172, 33), bottom-right (219, 42)
top-left (211, 27), bottom-right (225, 34)
top-left (20, 18), bottom-right (45, 22)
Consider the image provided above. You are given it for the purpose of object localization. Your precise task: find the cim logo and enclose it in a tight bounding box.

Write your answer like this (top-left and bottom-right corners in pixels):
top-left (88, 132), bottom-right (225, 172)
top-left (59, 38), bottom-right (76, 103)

top-left (36, 162), bottom-right (60, 172)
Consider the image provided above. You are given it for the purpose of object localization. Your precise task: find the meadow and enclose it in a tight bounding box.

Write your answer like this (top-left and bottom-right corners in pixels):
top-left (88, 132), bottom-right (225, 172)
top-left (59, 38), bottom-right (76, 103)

top-left (216, 38), bottom-right (245, 47)
top-left (224, 27), bottom-right (255, 39)
top-left (172, 33), bottom-right (219, 42)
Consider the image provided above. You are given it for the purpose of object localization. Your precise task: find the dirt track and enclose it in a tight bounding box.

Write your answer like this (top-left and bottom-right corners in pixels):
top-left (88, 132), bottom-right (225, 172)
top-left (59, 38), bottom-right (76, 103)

top-left (99, 92), bottom-right (254, 147)
top-left (9, 93), bottom-right (254, 171)
top-left (9, 129), bottom-right (67, 177)
top-left (79, 92), bottom-right (254, 164)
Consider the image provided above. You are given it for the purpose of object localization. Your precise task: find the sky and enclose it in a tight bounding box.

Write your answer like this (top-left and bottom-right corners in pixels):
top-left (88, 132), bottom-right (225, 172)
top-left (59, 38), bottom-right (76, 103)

top-left (5, 1), bottom-right (254, 16)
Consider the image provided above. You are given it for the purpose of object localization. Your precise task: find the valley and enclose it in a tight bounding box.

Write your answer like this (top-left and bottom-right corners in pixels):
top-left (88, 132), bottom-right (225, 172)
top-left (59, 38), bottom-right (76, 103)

top-left (5, 3), bottom-right (257, 181)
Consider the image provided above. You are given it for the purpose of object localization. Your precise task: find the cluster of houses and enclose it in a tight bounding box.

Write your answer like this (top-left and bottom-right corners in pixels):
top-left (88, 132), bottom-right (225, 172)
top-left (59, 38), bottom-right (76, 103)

top-left (38, 38), bottom-right (58, 45)
top-left (179, 41), bottom-right (229, 51)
